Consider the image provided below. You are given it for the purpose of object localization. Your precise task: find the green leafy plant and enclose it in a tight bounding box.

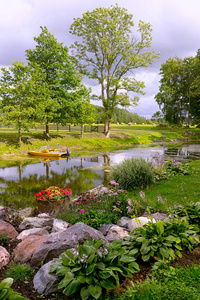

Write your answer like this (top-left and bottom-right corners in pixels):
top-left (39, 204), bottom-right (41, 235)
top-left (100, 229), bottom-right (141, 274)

top-left (5, 263), bottom-right (34, 282)
top-left (109, 158), bottom-right (154, 190)
top-left (0, 233), bottom-right (11, 247)
top-left (0, 278), bottom-right (29, 299)
top-left (153, 158), bottom-right (190, 181)
top-left (122, 218), bottom-right (198, 262)
top-left (49, 239), bottom-right (139, 300)
top-left (171, 202), bottom-right (200, 228)
top-left (151, 259), bottom-right (176, 282)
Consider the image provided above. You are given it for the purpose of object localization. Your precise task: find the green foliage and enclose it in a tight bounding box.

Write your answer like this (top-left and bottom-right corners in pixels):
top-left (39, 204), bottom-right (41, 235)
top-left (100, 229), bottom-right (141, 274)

top-left (122, 218), bottom-right (198, 262)
top-left (59, 184), bottom-right (134, 229)
top-left (171, 202), bottom-right (200, 228)
top-left (26, 26), bottom-right (90, 135)
top-left (151, 259), bottom-right (176, 282)
top-left (70, 4), bottom-right (159, 134)
top-left (153, 159), bottom-right (190, 181)
top-left (0, 233), bottom-right (11, 247)
top-left (0, 278), bottom-right (29, 299)
top-left (0, 61), bottom-right (45, 143)
top-left (5, 263), bottom-right (34, 282)
top-left (50, 239), bottom-right (139, 300)
top-left (109, 158), bottom-right (154, 191)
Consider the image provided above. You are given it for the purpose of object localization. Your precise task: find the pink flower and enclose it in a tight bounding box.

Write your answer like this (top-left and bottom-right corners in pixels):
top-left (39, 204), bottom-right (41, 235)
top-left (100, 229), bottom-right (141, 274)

top-left (127, 206), bottom-right (132, 213)
top-left (80, 209), bottom-right (85, 214)
top-left (127, 198), bottom-right (132, 206)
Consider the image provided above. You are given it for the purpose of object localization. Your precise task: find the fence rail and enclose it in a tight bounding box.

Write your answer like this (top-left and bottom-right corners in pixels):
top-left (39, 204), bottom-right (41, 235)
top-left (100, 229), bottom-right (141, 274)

top-left (2, 124), bottom-right (105, 133)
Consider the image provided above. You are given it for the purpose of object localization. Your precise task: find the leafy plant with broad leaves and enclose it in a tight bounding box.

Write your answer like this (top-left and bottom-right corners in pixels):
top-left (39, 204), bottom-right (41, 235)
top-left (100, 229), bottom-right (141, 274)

top-left (171, 202), bottom-right (200, 229)
top-left (0, 278), bottom-right (29, 299)
top-left (122, 218), bottom-right (198, 262)
top-left (49, 239), bottom-right (139, 300)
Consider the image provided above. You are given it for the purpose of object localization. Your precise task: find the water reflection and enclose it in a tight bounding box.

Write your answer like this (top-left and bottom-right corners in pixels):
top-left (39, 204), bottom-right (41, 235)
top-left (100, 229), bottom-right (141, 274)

top-left (0, 143), bottom-right (199, 209)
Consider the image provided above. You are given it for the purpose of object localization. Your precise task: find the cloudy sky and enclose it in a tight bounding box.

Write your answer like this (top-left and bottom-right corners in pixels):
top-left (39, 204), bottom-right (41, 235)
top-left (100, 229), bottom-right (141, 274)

top-left (0, 0), bottom-right (200, 118)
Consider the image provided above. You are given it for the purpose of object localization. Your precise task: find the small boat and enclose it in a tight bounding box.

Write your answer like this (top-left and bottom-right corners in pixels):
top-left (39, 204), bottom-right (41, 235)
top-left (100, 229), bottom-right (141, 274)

top-left (28, 145), bottom-right (70, 157)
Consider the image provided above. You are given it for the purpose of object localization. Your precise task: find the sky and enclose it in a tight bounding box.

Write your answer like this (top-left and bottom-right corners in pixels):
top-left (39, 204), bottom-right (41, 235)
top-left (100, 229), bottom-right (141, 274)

top-left (0, 0), bottom-right (200, 119)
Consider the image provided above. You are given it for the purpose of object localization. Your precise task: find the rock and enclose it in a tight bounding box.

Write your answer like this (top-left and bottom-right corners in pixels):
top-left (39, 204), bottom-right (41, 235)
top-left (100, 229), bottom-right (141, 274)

top-left (117, 217), bottom-right (131, 228)
top-left (51, 218), bottom-right (70, 233)
top-left (98, 224), bottom-right (113, 236)
top-left (18, 215), bottom-right (54, 232)
top-left (14, 235), bottom-right (49, 263)
top-left (151, 212), bottom-right (168, 221)
top-left (30, 222), bottom-right (107, 266)
top-left (0, 246), bottom-right (10, 269)
top-left (17, 228), bottom-right (49, 241)
top-left (33, 261), bottom-right (60, 295)
top-left (17, 208), bottom-right (35, 219)
top-left (128, 217), bottom-right (156, 232)
top-left (101, 225), bottom-right (129, 242)
top-left (0, 219), bottom-right (18, 238)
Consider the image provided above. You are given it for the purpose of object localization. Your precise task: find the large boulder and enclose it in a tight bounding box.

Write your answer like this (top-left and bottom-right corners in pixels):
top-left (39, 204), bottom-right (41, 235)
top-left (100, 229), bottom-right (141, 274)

top-left (17, 228), bottom-right (49, 241)
top-left (30, 222), bottom-right (107, 266)
top-left (33, 261), bottom-right (59, 296)
top-left (0, 219), bottom-right (18, 238)
top-left (18, 214), bottom-right (54, 232)
top-left (14, 235), bottom-right (49, 263)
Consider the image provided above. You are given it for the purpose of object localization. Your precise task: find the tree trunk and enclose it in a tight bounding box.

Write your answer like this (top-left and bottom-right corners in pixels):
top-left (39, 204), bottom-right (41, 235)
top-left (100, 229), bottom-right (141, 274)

top-left (81, 125), bottom-right (83, 138)
top-left (104, 115), bottom-right (110, 137)
top-left (18, 119), bottom-right (21, 143)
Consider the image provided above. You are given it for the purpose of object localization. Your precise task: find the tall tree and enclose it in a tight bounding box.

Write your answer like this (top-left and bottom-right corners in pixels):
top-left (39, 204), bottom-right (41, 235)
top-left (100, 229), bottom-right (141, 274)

top-left (0, 61), bottom-right (45, 143)
top-left (69, 4), bottom-right (159, 137)
top-left (26, 26), bottom-right (90, 137)
top-left (155, 57), bottom-right (184, 124)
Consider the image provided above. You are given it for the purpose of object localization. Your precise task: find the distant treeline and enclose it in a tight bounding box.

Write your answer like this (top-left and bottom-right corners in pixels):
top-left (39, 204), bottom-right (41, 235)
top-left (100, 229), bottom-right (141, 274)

top-left (93, 105), bottom-right (151, 124)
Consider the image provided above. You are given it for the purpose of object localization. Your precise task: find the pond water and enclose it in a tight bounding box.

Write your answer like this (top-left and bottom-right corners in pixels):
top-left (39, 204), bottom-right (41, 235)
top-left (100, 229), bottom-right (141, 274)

top-left (0, 143), bottom-right (200, 209)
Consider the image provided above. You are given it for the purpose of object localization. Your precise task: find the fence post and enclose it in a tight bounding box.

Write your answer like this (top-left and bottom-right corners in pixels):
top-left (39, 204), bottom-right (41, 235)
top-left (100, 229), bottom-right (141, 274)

top-left (69, 125), bottom-right (71, 132)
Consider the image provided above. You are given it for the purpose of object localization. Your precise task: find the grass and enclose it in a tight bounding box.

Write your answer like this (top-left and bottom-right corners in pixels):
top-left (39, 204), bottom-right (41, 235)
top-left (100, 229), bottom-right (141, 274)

top-left (0, 124), bottom-right (199, 163)
top-left (116, 264), bottom-right (200, 300)
top-left (128, 160), bottom-right (200, 212)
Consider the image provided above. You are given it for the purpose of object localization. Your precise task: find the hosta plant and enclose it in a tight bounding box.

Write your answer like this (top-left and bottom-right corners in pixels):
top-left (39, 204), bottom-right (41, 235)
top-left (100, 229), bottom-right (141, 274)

top-left (122, 217), bottom-right (198, 263)
top-left (0, 278), bottom-right (29, 299)
top-left (49, 239), bottom-right (139, 300)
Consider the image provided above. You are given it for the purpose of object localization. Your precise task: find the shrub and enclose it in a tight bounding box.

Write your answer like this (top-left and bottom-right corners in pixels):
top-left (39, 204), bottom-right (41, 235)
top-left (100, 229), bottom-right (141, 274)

top-left (5, 263), bottom-right (34, 282)
top-left (49, 239), bottom-right (139, 300)
top-left (109, 158), bottom-right (154, 190)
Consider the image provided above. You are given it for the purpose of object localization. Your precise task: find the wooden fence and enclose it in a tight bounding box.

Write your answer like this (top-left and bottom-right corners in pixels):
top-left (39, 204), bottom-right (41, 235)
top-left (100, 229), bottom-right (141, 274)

top-left (3, 124), bottom-right (105, 133)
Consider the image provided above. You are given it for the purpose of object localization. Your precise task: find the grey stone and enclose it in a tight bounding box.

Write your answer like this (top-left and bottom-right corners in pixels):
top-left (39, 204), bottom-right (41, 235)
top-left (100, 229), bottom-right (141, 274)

top-left (17, 208), bottom-right (35, 219)
top-left (99, 224), bottom-right (113, 235)
top-left (117, 217), bottom-right (131, 228)
top-left (33, 261), bottom-right (60, 295)
top-left (51, 218), bottom-right (70, 233)
top-left (104, 225), bottom-right (129, 242)
top-left (128, 217), bottom-right (156, 232)
top-left (18, 216), bottom-right (54, 232)
top-left (30, 222), bottom-right (107, 266)
top-left (17, 228), bottom-right (49, 241)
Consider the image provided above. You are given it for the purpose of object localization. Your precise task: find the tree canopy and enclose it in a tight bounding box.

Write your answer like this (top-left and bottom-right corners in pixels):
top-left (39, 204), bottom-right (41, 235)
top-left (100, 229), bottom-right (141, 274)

top-left (155, 51), bottom-right (200, 125)
top-left (69, 4), bottom-right (159, 136)
top-left (26, 26), bottom-right (91, 136)
top-left (0, 61), bottom-right (46, 142)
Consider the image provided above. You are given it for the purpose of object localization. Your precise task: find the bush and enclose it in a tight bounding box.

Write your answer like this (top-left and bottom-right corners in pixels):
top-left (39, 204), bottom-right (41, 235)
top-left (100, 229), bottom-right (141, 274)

top-left (109, 158), bottom-right (154, 190)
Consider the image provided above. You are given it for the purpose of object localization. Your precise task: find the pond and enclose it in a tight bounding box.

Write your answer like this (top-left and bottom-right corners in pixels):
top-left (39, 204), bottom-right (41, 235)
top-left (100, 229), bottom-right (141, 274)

top-left (0, 143), bottom-right (200, 209)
